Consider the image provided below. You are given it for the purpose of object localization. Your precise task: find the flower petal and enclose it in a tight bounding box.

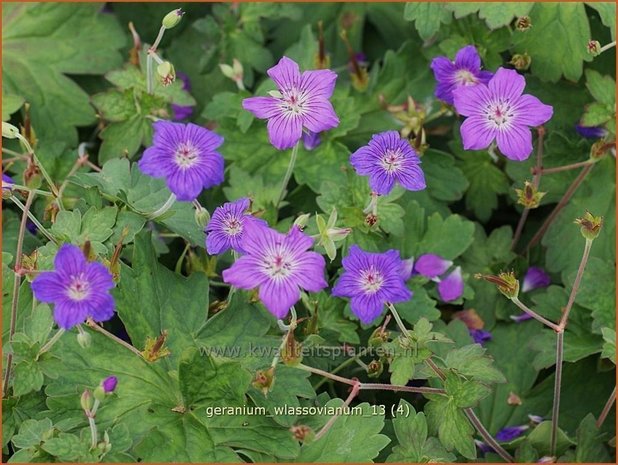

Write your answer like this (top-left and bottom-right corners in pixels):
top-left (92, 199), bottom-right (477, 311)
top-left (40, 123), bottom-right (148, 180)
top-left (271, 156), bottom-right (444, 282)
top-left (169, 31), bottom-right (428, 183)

top-left (267, 56), bottom-right (301, 91)
top-left (453, 84), bottom-right (492, 117)
top-left (258, 278), bottom-right (300, 319)
top-left (514, 95), bottom-right (554, 127)
top-left (437, 267), bottom-right (464, 302)
top-left (350, 294), bottom-right (384, 325)
top-left (460, 116), bottom-right (496, 151)
top-left (267, 114), bottom-right (303, 150)
top-left (242, 96), bottom-right (281, 120)
top-left (454, 45), bottom-right (482, 70)
top-left (302, 99), bottom-right (339, 133)
top-left (222, 256), bottom-right (268, 289)
top-left (53, 299), bottom-right (88, 329)
top-left (54, 244), bottom-right (87, 276)
top-left (414, 254), bottom-right (452, 279)
top-left (300, 69), bottom-right (337, 99)
top-left (88, 293), bottom-right (115, 323)
top-left (496, 125), bottom-right (533, 161)
top-left (488, 67), bottom-right (526, 101)
top-left (31, 272), bottom-right (66, 302)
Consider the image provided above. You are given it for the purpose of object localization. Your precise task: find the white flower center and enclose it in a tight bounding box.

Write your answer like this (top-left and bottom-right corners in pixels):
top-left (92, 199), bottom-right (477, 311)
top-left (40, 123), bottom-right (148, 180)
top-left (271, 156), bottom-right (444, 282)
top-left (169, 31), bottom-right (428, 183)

top-left (278, 88), bottom-right (308, 117)
top-left (359, 267), bottom-right (384, 294)
top-left (262, 244), bottom-right (296, 281)
top-left (485, 101), bottom-right (515, 129)
top-left (379, 149), bottom-right (403, 174)
top-left (223, 216), bottom-right (243, 237)
top-left (174, 142), bottom-right (199, 169)
top-left (67, 274), bottom-right (90, 301)
top-left (454, 69), bottom-right (477, 86)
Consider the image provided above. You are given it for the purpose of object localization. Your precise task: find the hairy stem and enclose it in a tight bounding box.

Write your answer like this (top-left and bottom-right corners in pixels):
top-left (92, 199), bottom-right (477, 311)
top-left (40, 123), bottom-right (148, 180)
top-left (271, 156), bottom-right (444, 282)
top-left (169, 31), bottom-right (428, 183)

top-left (313, 347), bottom-right (369, 390)
top-left (359, 383), bottom-right (445, 395)
top-left (276, 141), bottom-right (300, 209)
top-left (146, 192), bottom-right (176, 219)
top-left (37, 328), bottom-right (66, 358)
top-left (85, 318), bottom-right (143, 358)
top-left (558, 238), bottom-right (592, 328)
top-left (3, 190), bottom-right (35, 397)
top-left (510, 297), bottom-right (561, 332)
top-left (297, 363), bottom-right (357, 386)
top-left (596, 387), bottom-right (616, 429)
top-left (15, 134), bottom-right (59, 198)
top-left (9, 195), bottom-right (58, 244)
top-left (537, 160), bottom-right (595, 175)
top-left (599, 40), bottom-right (616, 53)
top-left (314, 381), bottom-right (360, 441)
top-left (550, 330), bottom-right (564, 456)
top-left (526, 164), bottom-right (593, 252)
top-left (387, 303), bottom-right (412, 339)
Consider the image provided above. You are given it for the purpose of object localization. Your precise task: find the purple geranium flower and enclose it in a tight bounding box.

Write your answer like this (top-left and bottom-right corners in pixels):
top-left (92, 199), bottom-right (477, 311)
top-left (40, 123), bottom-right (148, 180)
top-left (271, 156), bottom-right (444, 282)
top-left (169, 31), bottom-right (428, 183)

top-left (413, 254), bottom-right (453, 279)
top-left (138, 121), bottom-right (224, 201)
top-left (205, 198), bottom-right (266, 255)
top-left (400, 257), bottom-right (415, 281)
top-left (349, 131), bottom-right (426, 195)
top-left (31, 244), bottom-right (115, 330)
top-left (575, 124), bottom-right (607, 139)
top-left (102, 376), bottom-right (118, 393)
top-left (430, 45), bottom-right (493, 105)
top-left (496, 424), bottom-right (529, 442)
top-left (522, 266), bottom-right (551, 293)
top-left (222, 223), bottom-right (327, 318)
top-left (453, 67), bottom-right (554, 161)
top-left (510, 313), bottom-right (533, 323)
top-left (470, 328), bottom-right (492, 345)
top-left (242, 56), bottom-right (339, 150)
top-left (437, 266), bottom-right (464, 302)
top-left (302, 130), bottom-right (321, 150)
top-left (2, 173), bottom-right (14, 189)
top-left (332, 245), bottom-right (412, 324)
top-left (171, 72), bottom-right (194, 121)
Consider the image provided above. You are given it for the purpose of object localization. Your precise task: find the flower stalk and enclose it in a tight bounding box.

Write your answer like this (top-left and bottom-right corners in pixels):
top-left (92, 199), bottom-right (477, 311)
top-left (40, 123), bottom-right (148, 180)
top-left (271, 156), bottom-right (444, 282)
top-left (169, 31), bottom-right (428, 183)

top-left (276, 141), bottom-right (300, 209)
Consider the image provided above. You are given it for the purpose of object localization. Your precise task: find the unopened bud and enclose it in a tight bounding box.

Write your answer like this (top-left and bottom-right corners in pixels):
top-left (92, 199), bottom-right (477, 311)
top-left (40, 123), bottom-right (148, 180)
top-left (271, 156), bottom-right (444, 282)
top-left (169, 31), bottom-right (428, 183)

top-left (102, 376), bottom-right (118, 393)
top-left (293, 213), bottom-right (311, 229)
top-left (77, 330), bottom-right (92, 349)
top-left (2, 122), bottom-right (19, 139)
top-left (162, 9), bottom-right (184, 29)
top-left (509, 53), bottom-right (531, 71)
top-left (80, 389), bottom-right (94, 412)
top-left (475, 271), bottom-right (520, 299)
top-left (368, 326), bottom-right (389, 347)
top-left (194, 206), bottom-right (210, 228)
top-left (515, 16), bottom-right (532, 31)
top-left (157, 61), bottom-right (176, 86)
top-left (252, 367), bottom-right (275, 395)
top-left (575, 211), bottom-right (603, 240)
top-left (515, 181), bottom-right (546, 208)
top-left (367, 360), bottom-right (383, 378)
top-left (93, 386), bottom-right (106, 402)
top-left (281, 333), bottom-right (303, 366)
top-left (587, 40), bottom-right (602, 57)
top-left (290, 425), bottom-right (315, 443)
top-left (365, 213), bottom-right (378, 227)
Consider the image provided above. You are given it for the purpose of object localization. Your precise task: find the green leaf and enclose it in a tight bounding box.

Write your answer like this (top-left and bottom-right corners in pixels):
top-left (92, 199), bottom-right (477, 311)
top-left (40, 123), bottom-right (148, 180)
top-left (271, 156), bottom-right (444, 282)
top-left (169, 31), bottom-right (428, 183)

top-left (387, 399), bottom-right (455, 462)
top-left (512, 3), bottom-right (591, 82)
top-left (178, 348), bottom-right (252, 409)
top-left (575, 413), bottom-right (611, 462)
top-left (418, 213), bottom-right (475, 260)
top-left (12, 361), bottom-right (44, 397)
top-left (425, 396), bottom-right (476, 459)
top-left (445, 2), bottom-right (532, 29)
top-left (601, 327), bottom-right (616, 364)
top-left (98, 115), bottom-right (150, 163)
top-left (295, 400), bottom-right (390, 462)
top-left (527, 421), bottom-right (575, 456)
top-left (2, 4), bottom-right (125, 144)
top-left (41, 433), bottom-right (91, 461)
top-left (444, 373), bottom-right (491, 408)
top-left (2, 93), bottom-right (24, 121)
top-left (586, 2), bottom-right (616, 39)
top-left (445, 344), bottom-right (506, 384)
top-left (115, 232), bottom-right (209, 365)
top-left (390, 354), bottom-right (416, 386)
top-left (585, 70), bottom-right (616, 105)
top-left (91, 90), bottom-right (136, 123)
top-left (423, 149), bottom-right (469, 203)
top-left (11, 418), bottom-right (53, 449)
top-left (403, 3), bottom-right (452, 40)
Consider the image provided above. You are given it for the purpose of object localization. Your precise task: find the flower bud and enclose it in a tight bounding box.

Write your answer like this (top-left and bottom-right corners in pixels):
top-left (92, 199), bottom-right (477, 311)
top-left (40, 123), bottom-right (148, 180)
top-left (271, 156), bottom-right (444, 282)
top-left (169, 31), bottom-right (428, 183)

top-left (290, 425), bottom-right (315, 443)
top-left (252, 367), bottom-right (275, 395)
top-left (515, 181), bottom-right (546, 209)
top-left (509, 53), bottom-right (531, 71)
top-left (102, 376), bottom-right (118, 393)
top-left (367, 360), bottom-right (383, 378)
top-left (293, 213), bottom-right (311, 230)
top-left (515, 16), bottom-right (532, 31)
top-left (162, 9), bottom-right (184, 29)
top-left (80, 389), bottom-right (94, 412)
top-left (219, 63), bottom-right (235, 80)
top-left (157, 61), bottom-right (176, 86)
top-left (194, 206), bottom-right (210, 229)
top-left (587, 40), bottom-right (601, 57)
top-left (93, 386), bottom-right (106, 402)
top-left (575, 211), bottom-right (603, 240)
top-left (368, 326), bottom-right (389, 347)
top-left (77, 330), bottom-right (92, 349)
top-left (475, 271), bottom-right (519, 299)
top-left (2, 122), bottom-right (19, 139)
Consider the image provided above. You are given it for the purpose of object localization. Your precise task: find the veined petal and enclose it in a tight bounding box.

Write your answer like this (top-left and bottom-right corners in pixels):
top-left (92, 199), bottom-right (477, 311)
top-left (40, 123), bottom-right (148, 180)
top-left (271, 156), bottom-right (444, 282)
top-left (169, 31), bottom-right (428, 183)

top-left (267, 56), bottom-right (301, 91)
top-left (31, 272), bottom-right (67, 302)
top-left (242, 96), bottom-right (281, 120)
top-left (514, 95), bottom-right (554, 127)
top-left (414, 254), bottom-right (452, 278)
top-left (259, 278), bottom-right (300, 318)
top-left (488, 68), bottom-right (526, 101)
top-left (293, 252), bottom-right (327, 292)
top-left (454, 45), bottom-right (482, 70)
top-left (267, 113), bottom-right (303, 150)
top-left (350, 294), bottom-right (384, 324)
top-left (437, 267), bottom-right (464, 302)
top-left (302, 99), bottom-right (339, 133)
top-left (453, 84), bottom-right (492, 116)
top-left (430, 56), bottom-right (456, 80)
top-left (496, 125), bottom-right (533, 161)
top-left (54, 244), bottom-right (87, 276)
top-left (222, 256), bottom-right (268, 289)
top-left (300, 69), bottom-right (337, 99)
top-left (166, 168), bottom-right (205, 201)
top-left (88, 293), bottom-right (115, 323)
top-left (54, 299), bottom-right (88, 330)
top-left (460, 116), bottom-right (496, 151)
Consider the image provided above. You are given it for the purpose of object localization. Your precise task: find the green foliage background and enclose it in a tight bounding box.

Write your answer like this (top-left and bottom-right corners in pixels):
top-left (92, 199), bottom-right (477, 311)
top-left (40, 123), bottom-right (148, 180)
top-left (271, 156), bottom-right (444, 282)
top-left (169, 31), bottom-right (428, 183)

top-left (2, 2), bottom-right (616, 463)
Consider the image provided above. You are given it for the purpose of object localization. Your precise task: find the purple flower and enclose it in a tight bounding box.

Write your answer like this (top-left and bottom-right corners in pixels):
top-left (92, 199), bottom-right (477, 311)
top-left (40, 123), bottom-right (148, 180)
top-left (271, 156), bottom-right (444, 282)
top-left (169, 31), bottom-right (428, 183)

top-left (430, 45), bottom-right (493, 105)
top-left (349, 131), bottom-right (426, 195)
top-left (475, 440), bottom-right (494, 455)
top-left (302, 130), bottom-right (321, 150)
top-left (510, 313), bottom-right (533, 323)
top-left (469, 328), bottom-right (492, 345)
top-left (400, 257), bottom-right (415, 281)
top-left (413, 254), bottom-right (452, 279)
top-left (205, 198), bottom-right (266, 255)
top-left (102, 376), bottom-right (118, 393)
top-left (453, 67), bottom-right (554, 161)
top-left (575, 124), bottom-right (607, 139)
top-left (437, 266), bottom-right (464, 302)
top-left (2, 173), bottom-right (14, 189)
top-left (222, 224), bottom-right (327, 318)
top-left (171, 72), bottom-right (194, 121)
top-left (31, 244), bottom-right (115, 330)
top-left (332, 246), bottom-right (412, 324)
top-left (522, 266), bottom-right (551, 293)
top-left (496, 424), bottom-right (529, 442)
top-left (242, 56), bottom-right (339, 150)
top-left (138, 121), bottom-right (224, 201)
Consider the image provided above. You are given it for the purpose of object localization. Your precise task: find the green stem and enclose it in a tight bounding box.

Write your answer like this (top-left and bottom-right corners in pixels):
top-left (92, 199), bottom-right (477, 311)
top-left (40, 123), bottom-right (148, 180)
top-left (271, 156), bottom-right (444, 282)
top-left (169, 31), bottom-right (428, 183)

top-left (16, 134), bottom-right (58, 198)
top-left (314, 381), bottom-right (360, 441)
top-left (6, 184), bottom-right (54, 197)
top-left (313, 348), bottom-right (369, 390)
top-left (88, 399), bottom-right (101, 448)
top-left (146, 192), bottom-right (176, 219)
top-left (387, 303), bottom-right (412, 339)
top-left (3, 190), bottom-right (35, 397)
top-left (558, 238), bottom-right (592, 328)
top-left (510, 297), bottom-right (561, 332)
top-left (550, 330), bottom-right (564, 456)
top-left (538, 160), bottom-right (595, 175)
top-left (596, 387), bottom-right (616, 429)
top-left (85, 319), bottom-right (143, 358)
top-left (599, 40), bottom-right (616, 54)
top-left (9, 196), bottom-right (58, 244)
top-left (37, 328), bottom-right (66, 358)
top-left (276, 141), bottom-right (300, 208)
